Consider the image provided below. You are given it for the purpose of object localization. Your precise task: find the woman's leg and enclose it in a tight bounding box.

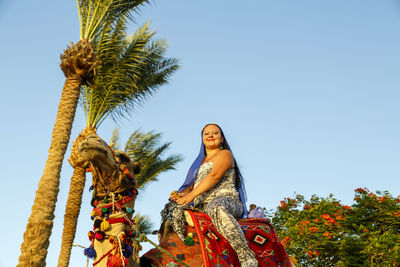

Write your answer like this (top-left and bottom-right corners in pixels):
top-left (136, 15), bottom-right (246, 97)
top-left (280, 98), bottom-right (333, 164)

top-left (206, 197), bottom-right (258, 267)
top-left (160, 201), bottom-right (187, 241)
top-left (171, 204), bottom-right (188, 241)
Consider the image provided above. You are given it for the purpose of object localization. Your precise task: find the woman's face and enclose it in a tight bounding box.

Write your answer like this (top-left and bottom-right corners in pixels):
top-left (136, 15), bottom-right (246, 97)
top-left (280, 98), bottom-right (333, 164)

top-left (202, 124), bottom-right (223, 150)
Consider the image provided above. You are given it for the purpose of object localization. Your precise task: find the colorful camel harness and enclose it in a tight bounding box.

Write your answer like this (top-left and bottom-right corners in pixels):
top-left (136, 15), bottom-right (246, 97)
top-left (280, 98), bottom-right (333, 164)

top-left (84, 159), bottom-right (140, 267)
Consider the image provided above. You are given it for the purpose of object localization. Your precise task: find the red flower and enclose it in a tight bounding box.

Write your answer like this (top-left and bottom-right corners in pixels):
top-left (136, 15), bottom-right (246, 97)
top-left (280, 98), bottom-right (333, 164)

top-left (306, 250), bottom-right (313, 258)
top-left (322, 232), bottom-right (333, 239)
top-left (279, 201), bottom-right (288, 209)
top-left (282, 237), bottom-right (291, 248)
top-left (355, 188), bottom-right (367, 193)
top-left (335, 214), bottom-right (344, 221)
top-left (321, 214), bottom-right (331, 220)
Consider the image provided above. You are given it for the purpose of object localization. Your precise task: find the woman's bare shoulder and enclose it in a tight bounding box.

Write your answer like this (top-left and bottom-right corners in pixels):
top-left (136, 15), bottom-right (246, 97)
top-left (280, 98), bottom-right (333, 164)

top-left (218, 149), bottom-right (233, 158)
top-left (213, 150), bottom-right (233, 165)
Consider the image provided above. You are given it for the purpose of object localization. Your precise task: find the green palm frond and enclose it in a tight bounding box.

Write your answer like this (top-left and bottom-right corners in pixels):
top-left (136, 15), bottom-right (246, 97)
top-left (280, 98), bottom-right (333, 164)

top-left (108, 128), bottom-right (182, 189)
top-left (80, 18), bottom-right (180, 128)
top-left (110, 127), bottom-right (121, 150)
top-left (133, 213), bottom-right (153, 235)
top-left (123, 129), bottom-right (183, 188)
top-left (77, 0), bottom-right (149, 41)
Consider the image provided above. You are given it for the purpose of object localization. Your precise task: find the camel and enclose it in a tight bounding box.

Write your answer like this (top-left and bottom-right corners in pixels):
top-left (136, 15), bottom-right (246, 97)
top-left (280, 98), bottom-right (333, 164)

top-left (79, 134), bottom-right (293, 267)
top-left (79, 134), bottom-right (141, 267)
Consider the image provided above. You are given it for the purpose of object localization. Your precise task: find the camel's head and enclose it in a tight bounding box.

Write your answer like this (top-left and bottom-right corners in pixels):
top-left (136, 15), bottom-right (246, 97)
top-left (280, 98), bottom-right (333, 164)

top-left (79, 134), bottom-right (141, 197)
top-left (79, 134), bottom-right (116, 172)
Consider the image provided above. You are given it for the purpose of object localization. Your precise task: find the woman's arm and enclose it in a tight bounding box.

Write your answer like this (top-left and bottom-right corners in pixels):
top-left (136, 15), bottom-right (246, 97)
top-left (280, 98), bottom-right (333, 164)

top-left (176, 150), bottom-right (233, 205)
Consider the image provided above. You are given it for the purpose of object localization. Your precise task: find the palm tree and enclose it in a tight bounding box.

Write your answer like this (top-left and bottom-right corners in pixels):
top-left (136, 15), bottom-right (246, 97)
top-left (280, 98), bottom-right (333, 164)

top-left (112, 128), bottom-right (182, 240)
top-left (114, 128), bottom-right (183, 189)
top-left (57, 16), bottom-right (179, 266)
top-left (18, 1), bottom-right (151, 266)
top-left (112, 127), bottom-right (183, 232)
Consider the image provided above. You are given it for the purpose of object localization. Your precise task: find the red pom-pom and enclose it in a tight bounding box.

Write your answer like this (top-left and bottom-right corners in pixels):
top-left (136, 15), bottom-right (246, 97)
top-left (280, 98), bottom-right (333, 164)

top-left (88, 231), bottom-right (95, 241)
top-left (95, 231), bottom-right (105, 240)
top-left (107, 255), bottom-right (123, 267)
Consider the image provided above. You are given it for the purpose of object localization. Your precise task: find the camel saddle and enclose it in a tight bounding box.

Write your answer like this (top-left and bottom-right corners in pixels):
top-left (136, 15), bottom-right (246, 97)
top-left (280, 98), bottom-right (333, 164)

top-left (142, 211), bottom-right (292, 266)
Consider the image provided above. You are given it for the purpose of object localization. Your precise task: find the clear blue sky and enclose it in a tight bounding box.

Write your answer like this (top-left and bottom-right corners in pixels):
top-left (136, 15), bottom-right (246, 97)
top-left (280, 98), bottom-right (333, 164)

top-left (1, 1), bottom-right (399, 266)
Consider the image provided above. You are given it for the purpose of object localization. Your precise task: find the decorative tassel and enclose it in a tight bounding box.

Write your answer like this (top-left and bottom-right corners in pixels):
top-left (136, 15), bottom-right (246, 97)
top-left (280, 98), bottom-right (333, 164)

top-left (130, 230), bottom-right (137, 238)
top-left (95, 231), bottom-right (106, 241)
top-left (88, 231), bottom-right (95, 241)
top-left (91, 198), bottom-right (96, 208)
top-left (126, 208), bottom-right (134, 214)
top-left (84, 245), bottom-right (96, 258)
top-left (119, 232), bottom-right (126, 241)
top-left (123, 244), bottom-right (133, 258)
top-left (107, 255), bottom-right (123, 267)
top-left (123, 256), bottom-right (129, 265)
top-left (100, 219), bottom-right (111, 231)
top-left (94, 219), bottom-right (102, 229)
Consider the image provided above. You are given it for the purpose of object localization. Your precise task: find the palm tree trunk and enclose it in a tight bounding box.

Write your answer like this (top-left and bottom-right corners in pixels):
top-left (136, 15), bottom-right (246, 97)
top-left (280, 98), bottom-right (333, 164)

top-left (58, 166), bottom-right (87, 267)
top-left (18, 75), bottom-right (82, 267)
top-left (58, 127), bottom-right (96, 267)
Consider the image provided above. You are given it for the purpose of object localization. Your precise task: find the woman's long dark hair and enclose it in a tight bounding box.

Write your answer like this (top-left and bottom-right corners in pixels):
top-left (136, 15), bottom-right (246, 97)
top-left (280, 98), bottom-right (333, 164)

top-left (178, 123), bottom-right (248, 218)
top-left (205, 123), bottom-right (242, 188)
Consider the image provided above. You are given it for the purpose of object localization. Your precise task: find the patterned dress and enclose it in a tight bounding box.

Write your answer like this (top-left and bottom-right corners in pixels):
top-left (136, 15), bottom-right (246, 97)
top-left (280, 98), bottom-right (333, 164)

top-left (167, 162), bottom-right (257, 266)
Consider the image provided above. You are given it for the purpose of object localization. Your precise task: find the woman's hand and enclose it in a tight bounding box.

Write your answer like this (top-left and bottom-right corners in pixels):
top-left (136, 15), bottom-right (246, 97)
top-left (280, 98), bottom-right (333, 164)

top-left (176, 193), bottom-right (194, 205)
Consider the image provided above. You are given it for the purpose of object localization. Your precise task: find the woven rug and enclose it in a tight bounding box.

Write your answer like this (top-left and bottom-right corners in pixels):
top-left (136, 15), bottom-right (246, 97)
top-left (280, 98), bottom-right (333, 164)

top-left (142, 211), bottom-right (292, 266)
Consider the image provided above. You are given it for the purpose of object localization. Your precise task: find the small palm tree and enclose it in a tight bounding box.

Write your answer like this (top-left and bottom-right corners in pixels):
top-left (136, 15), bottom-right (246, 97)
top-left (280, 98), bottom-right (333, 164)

top-left (111, 127), bottom-right (182, 234)
top-left (57, 16), bottom-right (179, 266)
top-left (18, 1), bottom-right (150, 266)
top-left (112, 128), bottom-right (183, 189)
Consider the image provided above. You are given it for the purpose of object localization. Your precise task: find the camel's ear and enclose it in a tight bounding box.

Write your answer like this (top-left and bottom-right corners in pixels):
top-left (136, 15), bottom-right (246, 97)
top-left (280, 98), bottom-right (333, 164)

top-left (133, 162), bottom-right (141, 174)
top-left (116, 151), bottom-right (131, 164)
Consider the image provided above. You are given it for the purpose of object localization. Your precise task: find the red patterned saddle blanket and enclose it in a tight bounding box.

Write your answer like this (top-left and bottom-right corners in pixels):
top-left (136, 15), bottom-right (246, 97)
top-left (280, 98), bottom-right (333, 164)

top-left (142, 211), bottom-right (292, 266)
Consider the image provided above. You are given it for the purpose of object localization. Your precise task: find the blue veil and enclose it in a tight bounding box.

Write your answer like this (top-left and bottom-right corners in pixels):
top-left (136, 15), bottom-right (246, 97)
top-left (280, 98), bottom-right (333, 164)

top-left (178, 124), bottom-right (248, 218)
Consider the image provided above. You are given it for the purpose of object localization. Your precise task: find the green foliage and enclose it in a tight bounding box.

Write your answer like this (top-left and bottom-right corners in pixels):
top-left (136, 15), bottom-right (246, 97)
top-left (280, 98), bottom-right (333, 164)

top-left (81, 16), bottom-right (180, 129)
top-left (77, 0), bottom-right (149, 41)
top-left (133, 213), bottom-right (153, 235)
top-left (267, 188), bottom-right (400, 266)
top-left (111, 128), bottom-right (183, 189)
top-left (110, 128), bottom-right (182, 235)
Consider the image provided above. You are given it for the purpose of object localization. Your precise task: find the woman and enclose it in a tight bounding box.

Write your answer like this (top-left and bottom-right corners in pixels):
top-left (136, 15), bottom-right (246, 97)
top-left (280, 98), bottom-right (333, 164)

top-left (166, 123), bottom-right (258, 267)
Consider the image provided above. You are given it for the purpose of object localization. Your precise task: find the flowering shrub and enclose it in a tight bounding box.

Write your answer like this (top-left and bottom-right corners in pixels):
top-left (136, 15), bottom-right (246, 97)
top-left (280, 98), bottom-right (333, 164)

top-left (267, 189), bottom-right (400, 266)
